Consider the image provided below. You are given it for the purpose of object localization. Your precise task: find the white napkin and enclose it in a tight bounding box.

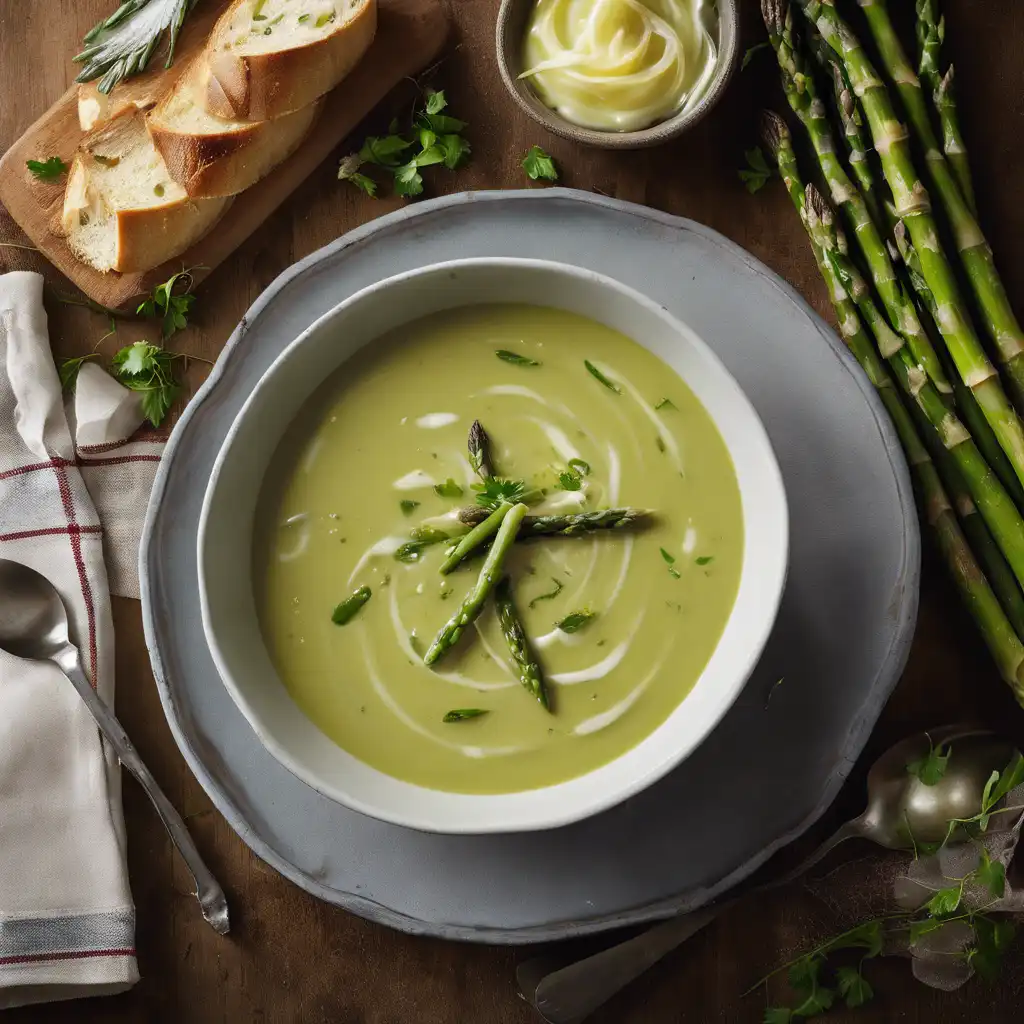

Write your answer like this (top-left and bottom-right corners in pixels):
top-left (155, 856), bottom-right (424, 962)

top-left (0, 271), bottom-right (162, 1008)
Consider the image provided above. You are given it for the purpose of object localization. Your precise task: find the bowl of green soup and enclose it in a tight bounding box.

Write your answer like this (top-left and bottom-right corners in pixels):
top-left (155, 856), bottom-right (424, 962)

top-left (198, 258), bottom-right (787, 833)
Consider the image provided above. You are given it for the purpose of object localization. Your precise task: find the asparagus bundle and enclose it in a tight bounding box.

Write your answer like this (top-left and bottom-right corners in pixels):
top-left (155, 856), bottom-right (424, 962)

top-left (758, 0), bottom-right (1024, 699)
top-left (457, 506), bottom-right (652, 534)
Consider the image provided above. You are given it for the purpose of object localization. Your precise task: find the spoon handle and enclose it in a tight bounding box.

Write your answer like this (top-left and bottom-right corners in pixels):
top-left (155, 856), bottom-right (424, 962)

top-left (524, 819), bottom-right (864, 1024)
top-left (54, 644), bottom-right (230, 935)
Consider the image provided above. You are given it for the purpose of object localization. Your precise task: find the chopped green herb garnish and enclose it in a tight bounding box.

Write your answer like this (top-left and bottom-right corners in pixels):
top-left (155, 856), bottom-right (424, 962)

top-left (472, 476), bottom-right (533, 510)
top-left (400, 499), bottom-right (420, 516)
top-left (660, 548), bottom-right (676, 565)
top-left (529, 577), bottom-right (564, 609)
top-left (136, 267), bottom-right (198, 339)
top-left (332, 585), bottom-right (371, 625)
top-left (557, 469), bottom-right (582, 491)
top-left (522, 145), bottom-right (558, 182)
top-left (443, 708), bottom-right (489, 722)
top-left (495, 349), bottom-right (540, 367)
top-left (696, 555), bottom-right (714, 566)
top-left (907, 736), bottom-right (951, 786)
top-left (654, 398), bottom-right (676, 411)
top-left (111, 341), bottom-right (184, 427)
top-left (567, 458), bottom-right (591, 476)
top-left (556, 610), bottom-right (596, 633)
top-left (434, 478), bottom-right (464, 499)
top-left (27, 156), bottom-right (68, 180)
top-left (584, 360), bottom-right (621, 394)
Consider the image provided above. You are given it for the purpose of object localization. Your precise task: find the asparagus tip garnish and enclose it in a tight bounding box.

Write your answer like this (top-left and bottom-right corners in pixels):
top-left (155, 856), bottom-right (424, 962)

top-left (759, 110), bottom-right (789, 156)
top-left (468, 419), bottom-right (492, 479)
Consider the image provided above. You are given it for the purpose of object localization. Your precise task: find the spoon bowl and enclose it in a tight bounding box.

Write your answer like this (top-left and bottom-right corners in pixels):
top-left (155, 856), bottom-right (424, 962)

top-left (0, 558), bottom-right (72, 661)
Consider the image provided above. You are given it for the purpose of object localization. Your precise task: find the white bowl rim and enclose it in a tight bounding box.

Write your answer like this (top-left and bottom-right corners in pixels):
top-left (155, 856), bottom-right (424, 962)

top-left (197, 257), bottom-right (788, 833)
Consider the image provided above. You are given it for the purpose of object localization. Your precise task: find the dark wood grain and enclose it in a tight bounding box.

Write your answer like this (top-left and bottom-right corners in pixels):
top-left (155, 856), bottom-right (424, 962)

top-left (2, 0), bottom-right (1024, 1021)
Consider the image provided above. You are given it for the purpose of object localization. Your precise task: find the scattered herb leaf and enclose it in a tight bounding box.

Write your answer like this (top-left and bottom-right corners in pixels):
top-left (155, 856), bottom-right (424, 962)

top-left (111, 340), bottom-right (183, 426)
top-left (27, 156), bottom-right (68, 180)
top-left (742, 41), bottom-right (770, 70)
top-left (400, 499), bottom-right (420, 516)
top-left (556, 610), bottom-right (596, 633)
top-left (425, 87), bottom-right (447, 114)
top-left (473, 476), bottom-right (532, 510)
top-left (529, 577), bottom-right (564, 609)
top-left (660, 548), bottom-right (676, 565)
top-left (975, 848), bottom-right (1007, 898)
top-left (495, 349), bottom-right (540, 366)
top-left (739, 146), bottom-right (775, 194)
top-left (907, 737), bottom-right (951, 786)
top-left (558, 469), bottom-right (583, 491)
top-left (696, 555), bottom-right (714, 566)
top-left (925, 882), bottom-right (963, 919)
top-left (522, 144), bottom-right (558, 182)
top-left (434, 478), bottom-right (464, 499)
top-left (443, 708), bottom-right (488, 722)
top-left (654, 397), bottom-right (676, 411)
top-left (58, 353), bottom-right (101, 392)
top-left (331, 585), bottom-right (371, 625)
top-left (584, 359), bottom-right (621, 394)
top-left (835, 966), bottom-right (873, 1009)
top-left (136, 267), bottom-right (198, 339)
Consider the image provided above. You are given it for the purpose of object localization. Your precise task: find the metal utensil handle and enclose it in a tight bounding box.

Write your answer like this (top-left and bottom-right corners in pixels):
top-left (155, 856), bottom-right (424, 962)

top-left (529, 819), bottom-right (863, 1023)
top-left (56, 644), bottom-right (230, 935)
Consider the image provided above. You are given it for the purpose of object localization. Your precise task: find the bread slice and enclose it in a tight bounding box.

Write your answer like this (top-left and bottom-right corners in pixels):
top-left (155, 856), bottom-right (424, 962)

top-left (62, 108), bottom-right (230, 274)
top-left (148, 55), bottom-right (323, 198)
top-left (204, 0), bottom-right (376, 120)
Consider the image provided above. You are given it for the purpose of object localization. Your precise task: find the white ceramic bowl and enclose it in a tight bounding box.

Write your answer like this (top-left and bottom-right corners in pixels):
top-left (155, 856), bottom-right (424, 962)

top-left (198, 258), bottom-right (788, 834)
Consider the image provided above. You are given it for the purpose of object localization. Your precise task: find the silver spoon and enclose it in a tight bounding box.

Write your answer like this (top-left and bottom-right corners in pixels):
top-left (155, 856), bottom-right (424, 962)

top-left (0, 558), bottom-right (230, 935)
top-left (520, 726), bottom-right (1016, 1024)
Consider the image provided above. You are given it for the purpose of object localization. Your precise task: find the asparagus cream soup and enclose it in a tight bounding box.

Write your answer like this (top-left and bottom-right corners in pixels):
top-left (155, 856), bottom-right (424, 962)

top-left (255, 304), bottom-right (743, 793)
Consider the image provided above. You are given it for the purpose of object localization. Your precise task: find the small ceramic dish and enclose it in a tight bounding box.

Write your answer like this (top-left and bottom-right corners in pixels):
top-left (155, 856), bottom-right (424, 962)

top-left (495, 0), bottom-right (740, 149)
top-left (197, 258), bottom-right (787, 834)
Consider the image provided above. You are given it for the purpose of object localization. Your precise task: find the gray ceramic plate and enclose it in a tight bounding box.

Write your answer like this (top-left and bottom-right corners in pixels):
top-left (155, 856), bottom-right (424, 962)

top-left (140, 190), bottom-right (920, 943)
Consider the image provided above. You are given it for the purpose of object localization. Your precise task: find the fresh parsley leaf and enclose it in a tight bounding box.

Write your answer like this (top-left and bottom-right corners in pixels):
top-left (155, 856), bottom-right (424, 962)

top-left (425, 88), bottom-right (447, 114)
top-left (360, 134), bottom-right (414, 167)
top-left (739, 145), bottom-right (775, 194)
top-left (787, 956), bottom-right (834, 1016)
top-left (393, 162), bottom-right (424, 198)
top-left (417, 111), bottom-right (467, 134)
top-left (696, 555), bottom-right (714, 566)
top-left (654, 397), bottom-right (676, 411)
top-left (584, 359), bottom-right (621, 393)
top-left (346, 170), bottom-right (377, 197)
top-left (529, 577), bottom-right (564, 609)
top-left (907, 738), bottom-right (951, 786)
top-left (556, 610), bottom-right (596, 633)
top-left (568, 458), bottom-right (591, 476)
top-left (835, 966), bottom-right (873, 1008)
top-left (412, 143), bottom-right (447, 169)
top-left (433, 478), bottom-right (464, 499)
top-left (136, 268), bottom-right (197, 339)
top-left (558, 469), bottom-right (582, 491)
top-left (742, 41), bottom-right (770, 70)
top-left (27, 156), bottom-right (68, 180)
top-left (473, 476), bottom-right (529, 510)
top-left (443, 708), bottom-right (488, 722)
top-left (496, 349), bottom-right (540, 366)
top-left (111, 340), bottom-right (183, 427)
top-left (925, 883), bottom-right (963, 918)
top-left (975, 848), bottom-right (1007, 898)
top-left (332, 585), bottom-right (371, 625)
top-left (522, 145), bottom-right (558, 182)
top-left (400, 499), bottom-right (420, 516)
top-left (58, 353), bottom-right (100, 392)
top-left (439, 133), bottom-right (471, 169)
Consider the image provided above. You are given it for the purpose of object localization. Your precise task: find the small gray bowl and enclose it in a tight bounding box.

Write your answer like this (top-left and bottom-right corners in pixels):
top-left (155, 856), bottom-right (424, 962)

top-left (496, 0), bottom-right (740, 150)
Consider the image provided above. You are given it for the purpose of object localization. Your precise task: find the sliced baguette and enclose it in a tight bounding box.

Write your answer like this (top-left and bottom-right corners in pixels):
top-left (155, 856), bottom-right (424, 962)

top-left (62, 108), bottom-right (230, 274)
top-left (147, 55), bottom-right (323, 198)
top-left (204, 0), bottom-right (376, 120)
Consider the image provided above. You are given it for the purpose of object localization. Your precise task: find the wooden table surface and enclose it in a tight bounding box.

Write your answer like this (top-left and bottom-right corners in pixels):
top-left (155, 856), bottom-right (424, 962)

top-left (2, 0), bottom-right (1024, 1020)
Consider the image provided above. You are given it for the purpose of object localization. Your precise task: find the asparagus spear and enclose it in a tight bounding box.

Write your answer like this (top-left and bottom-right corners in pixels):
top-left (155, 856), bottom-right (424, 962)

top-left (762, 113), bottom-right (1024, 689)
top-left (812, 0), bottom-right (1024, 413)
top-left (798, 0), bottom-right (1024, 479)
top-left (494, 576), bottom-right (550, 710)
top-left (457, 506), bottom-right (652, 535)
top-left (424, 502), bottom-right (528, 666)
top-left (892, 221), bottom-right (1024, 508)
top-left (763, 1), bottom-right (951, 398)
top-left (468, 419), bottom-right (493, 479)
top-left (440, 501), bottom-right (512, 574)
top-left (915, 0), bottom-right (975, 211)
top-left (805, 184), bottom-right (1024, 592)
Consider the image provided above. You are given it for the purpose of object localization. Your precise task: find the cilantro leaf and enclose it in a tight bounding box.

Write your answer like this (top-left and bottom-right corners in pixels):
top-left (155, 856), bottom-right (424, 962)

top-left (359, 135), bottom-right (414, 167)
top-left (742, 41), bottom-right (770, 70)
top-left (739, 146), bottom-right (775, 194)
top-left (975, 848), bottom-right (1007, 898)
top-left (58, 353), bottom-right (100, 392)
top-left (522, 145), bottom-right (558, 182)
top-left (558, 469), bottom-right (582, 491)
top-left (136, 268), bottom-right (198, 339)
top-left (27, 156), bottom-right (68, 180)
top-left (111, 340), bottom-right (183, 427)
top-left (835, 966), bottom-right (873, 1008)
top-left (907, 737), bottom-right (951, 786)
top-left (425, 88), bottom-right (447, 114)
top-left (529, 577), bottom-right (564, 609)
top-left (472, 476), bottom-right (531, 510)
top-left (139, 383), bottom-right (180, 427)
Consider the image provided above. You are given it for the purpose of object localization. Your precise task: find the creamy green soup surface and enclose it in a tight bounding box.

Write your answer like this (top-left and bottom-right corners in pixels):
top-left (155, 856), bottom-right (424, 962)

top-left (255, 304), bottom-right (743, 794)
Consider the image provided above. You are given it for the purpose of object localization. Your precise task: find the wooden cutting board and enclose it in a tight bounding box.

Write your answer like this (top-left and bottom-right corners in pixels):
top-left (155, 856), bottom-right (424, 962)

top-left (0, 0), bottom-right (448, 308)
